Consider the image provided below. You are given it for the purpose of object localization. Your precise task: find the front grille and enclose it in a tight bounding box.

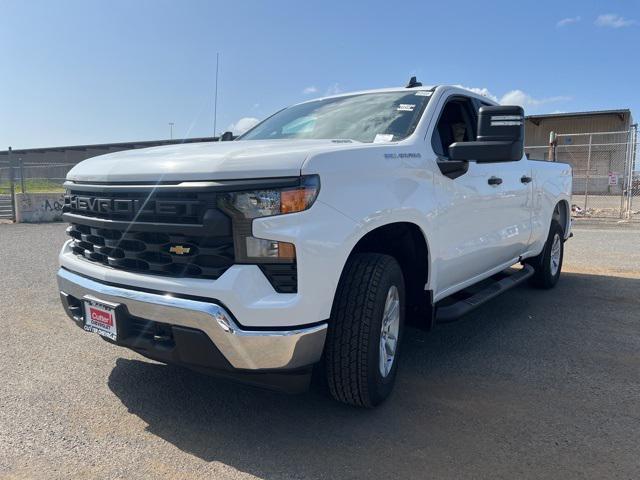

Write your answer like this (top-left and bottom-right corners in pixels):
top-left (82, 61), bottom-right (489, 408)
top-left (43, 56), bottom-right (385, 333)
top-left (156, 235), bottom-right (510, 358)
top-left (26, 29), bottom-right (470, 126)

top-left (67, 223), bottom-right (235, 279)
top-left (64, 186), bottom-right (236, 280)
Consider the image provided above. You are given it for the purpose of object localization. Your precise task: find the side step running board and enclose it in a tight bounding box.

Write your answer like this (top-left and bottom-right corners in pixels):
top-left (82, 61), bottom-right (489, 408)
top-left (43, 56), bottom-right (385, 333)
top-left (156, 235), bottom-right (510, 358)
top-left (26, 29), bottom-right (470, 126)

top-left (435, 265), bottom-right (535, 323)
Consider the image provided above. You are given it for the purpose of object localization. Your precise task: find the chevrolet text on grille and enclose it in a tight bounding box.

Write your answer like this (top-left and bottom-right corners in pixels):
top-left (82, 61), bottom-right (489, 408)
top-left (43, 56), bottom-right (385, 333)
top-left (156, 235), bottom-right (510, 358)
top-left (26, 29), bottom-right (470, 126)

top-left (67, 195), bottom-right (200, 216)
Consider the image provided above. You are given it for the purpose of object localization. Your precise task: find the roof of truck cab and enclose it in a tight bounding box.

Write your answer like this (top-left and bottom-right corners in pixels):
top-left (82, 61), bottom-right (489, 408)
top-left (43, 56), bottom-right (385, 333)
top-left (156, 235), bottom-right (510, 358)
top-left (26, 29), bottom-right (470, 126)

top-left (294, 85), bottom-right (498, 106)
top-left (293, 85), bottom-right (437, 105)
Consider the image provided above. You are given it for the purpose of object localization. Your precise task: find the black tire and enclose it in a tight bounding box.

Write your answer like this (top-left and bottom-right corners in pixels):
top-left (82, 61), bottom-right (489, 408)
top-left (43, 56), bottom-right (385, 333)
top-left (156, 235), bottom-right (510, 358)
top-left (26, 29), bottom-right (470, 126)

top-left (526, 219), bottom-right (564, 289)
top-left (325, 253), bottom-right (405, 407)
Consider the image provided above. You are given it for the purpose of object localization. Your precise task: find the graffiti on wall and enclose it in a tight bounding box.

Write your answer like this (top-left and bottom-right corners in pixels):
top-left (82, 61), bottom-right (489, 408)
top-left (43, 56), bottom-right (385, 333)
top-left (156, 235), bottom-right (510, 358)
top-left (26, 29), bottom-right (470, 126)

top-left (16, 193), bottom-right (65, 223)
top-left (43, 197), bottom-right (65, 212)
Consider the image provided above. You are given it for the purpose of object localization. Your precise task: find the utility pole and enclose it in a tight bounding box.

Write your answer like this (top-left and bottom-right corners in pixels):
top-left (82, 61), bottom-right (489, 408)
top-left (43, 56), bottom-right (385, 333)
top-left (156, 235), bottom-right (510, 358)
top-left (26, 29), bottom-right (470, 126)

top-left (169, 122), bottom-right (174, 140)
top-left (213, 52), bottom-right (219, 139)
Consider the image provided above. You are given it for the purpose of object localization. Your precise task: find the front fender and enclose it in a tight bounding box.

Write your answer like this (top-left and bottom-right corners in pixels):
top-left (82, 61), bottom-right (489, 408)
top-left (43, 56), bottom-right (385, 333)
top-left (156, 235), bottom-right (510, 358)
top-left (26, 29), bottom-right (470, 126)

top-left (254, 202), bottom-right (435, 323)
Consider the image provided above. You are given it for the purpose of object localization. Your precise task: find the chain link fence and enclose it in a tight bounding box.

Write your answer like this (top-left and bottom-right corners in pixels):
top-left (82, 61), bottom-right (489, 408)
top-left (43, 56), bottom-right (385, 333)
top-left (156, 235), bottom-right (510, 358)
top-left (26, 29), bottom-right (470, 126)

top-left (9, 157), bottom-right (72, 194)
top-left (526, 127), bottom-right (638, 221)
top-left (0, 150), bottom-right (76, 221)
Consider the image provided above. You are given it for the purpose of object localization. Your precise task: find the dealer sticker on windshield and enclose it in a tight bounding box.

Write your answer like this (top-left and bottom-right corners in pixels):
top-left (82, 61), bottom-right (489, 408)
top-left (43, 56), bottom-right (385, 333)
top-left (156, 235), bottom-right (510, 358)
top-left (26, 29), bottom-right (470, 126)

top-left (83, 298), bottom-right (118, 341)
top-left (397, 104), bottom-right (416, 112)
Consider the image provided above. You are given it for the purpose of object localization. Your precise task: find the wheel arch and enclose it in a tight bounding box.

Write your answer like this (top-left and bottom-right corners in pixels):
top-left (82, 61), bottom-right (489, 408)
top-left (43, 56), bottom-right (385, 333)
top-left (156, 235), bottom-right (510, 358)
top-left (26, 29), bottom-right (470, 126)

top-left (554, 199), bottom-right (570, 238)
top-left (341, 221), bottom-right (433, 327)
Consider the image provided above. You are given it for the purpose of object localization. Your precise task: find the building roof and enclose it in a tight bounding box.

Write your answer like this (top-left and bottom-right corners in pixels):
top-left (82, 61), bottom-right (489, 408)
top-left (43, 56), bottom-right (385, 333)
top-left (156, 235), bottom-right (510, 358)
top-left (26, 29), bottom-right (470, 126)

top-left (526, 109), bottom-right (631, 123)
top-left (0, 136), bottom-right (217, 156)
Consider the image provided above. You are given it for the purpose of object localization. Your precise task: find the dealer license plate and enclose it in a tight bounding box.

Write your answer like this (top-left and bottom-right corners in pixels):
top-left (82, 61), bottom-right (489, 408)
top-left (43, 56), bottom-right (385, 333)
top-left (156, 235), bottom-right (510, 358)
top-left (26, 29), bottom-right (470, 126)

top-left (83, 298), bottom-right (118, 341)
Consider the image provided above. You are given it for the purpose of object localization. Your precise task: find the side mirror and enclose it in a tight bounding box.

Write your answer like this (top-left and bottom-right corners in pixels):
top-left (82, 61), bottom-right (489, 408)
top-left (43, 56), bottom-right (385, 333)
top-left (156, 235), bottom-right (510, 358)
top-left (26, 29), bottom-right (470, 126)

top-left (449, 106), bottom-right (524, 162)
top-left (219, 131), bottom-right (234, 141)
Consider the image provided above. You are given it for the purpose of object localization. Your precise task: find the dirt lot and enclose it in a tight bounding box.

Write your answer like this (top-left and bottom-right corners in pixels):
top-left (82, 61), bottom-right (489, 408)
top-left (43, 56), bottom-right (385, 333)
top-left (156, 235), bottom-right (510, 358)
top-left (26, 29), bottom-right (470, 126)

top-left (1, 222), bottom-right (639, 479)
top-left (570, 194), bottom-right (640, 221)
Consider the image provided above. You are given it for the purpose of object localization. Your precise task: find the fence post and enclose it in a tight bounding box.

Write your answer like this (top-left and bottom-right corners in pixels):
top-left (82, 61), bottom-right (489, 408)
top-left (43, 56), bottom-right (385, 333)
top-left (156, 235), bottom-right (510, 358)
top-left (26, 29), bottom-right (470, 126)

top-left (630, 125), bottom-right (638, 216)
top-left (584, 134), bottom-right (592, 212)
top-left (548, 131), bottom-right (557, 162)
top-left (621, 129), bottom-right (633, 219)
top-left (8, 147), bottom-right (16, 222)
top-left (19, 157), bottom-right (25, 194)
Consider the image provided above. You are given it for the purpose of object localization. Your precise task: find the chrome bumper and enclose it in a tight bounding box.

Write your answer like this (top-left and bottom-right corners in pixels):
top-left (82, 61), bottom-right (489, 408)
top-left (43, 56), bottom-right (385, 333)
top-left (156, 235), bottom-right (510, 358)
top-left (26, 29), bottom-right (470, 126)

top-left (57, 268), bottom-right (327, 370)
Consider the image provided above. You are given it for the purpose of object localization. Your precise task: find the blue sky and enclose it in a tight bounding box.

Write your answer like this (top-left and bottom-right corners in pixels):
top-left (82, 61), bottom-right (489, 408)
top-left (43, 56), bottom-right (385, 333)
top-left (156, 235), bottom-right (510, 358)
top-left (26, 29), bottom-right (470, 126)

top-left (1, 0), bottom-right (638, 149)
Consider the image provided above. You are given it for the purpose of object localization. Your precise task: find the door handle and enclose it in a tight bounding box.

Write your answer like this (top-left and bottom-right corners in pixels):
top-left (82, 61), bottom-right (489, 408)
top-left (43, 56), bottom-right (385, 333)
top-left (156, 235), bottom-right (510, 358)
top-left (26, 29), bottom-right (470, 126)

top-left (488, 176), bottom-right (502, 186)
top-left (520, 175), bottom-right (532, 184)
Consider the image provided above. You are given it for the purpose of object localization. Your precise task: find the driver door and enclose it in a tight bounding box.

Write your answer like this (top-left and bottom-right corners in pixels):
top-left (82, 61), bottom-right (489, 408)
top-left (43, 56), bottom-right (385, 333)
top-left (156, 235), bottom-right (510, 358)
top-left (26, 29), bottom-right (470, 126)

top-left (431, 95), bottom-right (517, 298)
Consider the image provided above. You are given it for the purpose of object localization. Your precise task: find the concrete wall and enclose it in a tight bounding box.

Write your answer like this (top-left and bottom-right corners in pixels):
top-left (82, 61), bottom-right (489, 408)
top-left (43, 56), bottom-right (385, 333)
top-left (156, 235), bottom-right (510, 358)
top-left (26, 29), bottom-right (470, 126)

top-left (15, 193), bottom-right (65, 223)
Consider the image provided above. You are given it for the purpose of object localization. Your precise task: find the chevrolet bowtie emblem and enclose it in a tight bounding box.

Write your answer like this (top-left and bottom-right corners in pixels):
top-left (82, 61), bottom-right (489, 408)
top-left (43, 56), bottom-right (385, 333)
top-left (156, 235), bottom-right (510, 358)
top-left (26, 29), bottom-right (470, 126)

top-left (169, 245), bottom-right (191, 255)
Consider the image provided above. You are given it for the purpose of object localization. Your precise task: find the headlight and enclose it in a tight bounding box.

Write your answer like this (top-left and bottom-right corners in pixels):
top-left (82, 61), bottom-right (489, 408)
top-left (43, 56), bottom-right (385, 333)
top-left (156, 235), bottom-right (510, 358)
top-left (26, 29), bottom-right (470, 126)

top-left (220, 175), bottom-right (320, 219)
top-left (219, 175), bottom-right (320, 263)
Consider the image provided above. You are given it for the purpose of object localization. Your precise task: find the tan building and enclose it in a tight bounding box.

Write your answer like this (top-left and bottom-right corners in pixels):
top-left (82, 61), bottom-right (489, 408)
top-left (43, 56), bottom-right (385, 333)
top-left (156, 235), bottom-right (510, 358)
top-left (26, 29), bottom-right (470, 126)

top-left (525, 110), bottom-right (636, 197)
top-left (525, 109), bottom-right (633, 149)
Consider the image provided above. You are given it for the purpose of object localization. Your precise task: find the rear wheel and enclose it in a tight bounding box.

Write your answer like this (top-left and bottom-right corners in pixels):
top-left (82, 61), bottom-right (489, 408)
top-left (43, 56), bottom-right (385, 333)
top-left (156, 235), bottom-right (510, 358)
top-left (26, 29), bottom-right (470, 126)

top-left (325, 253), bottom-right (405, 407)
top-left (526, 219), bottom-right (564, 289)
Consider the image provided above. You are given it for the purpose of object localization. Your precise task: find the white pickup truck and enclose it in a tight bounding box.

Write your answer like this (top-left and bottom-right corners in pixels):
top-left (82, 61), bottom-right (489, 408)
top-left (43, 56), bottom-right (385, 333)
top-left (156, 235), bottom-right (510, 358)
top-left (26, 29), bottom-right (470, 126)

top-left (57, 81), bottom-right (572, 407)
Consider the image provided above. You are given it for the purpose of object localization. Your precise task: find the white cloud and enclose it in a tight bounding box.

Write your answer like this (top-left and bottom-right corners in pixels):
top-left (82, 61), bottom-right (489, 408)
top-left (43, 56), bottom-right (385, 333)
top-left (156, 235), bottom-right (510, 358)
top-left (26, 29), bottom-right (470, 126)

top-left (227, 117), bottom-right (259, 135)
top-left (302, 86), bottom-right (318, 94)
top-left (499, 90), bottom-right (571, 107)
top-left (325, 83), bottom-right (342, 96)
top-left (557, 16), bottom-right (581, 27)
top-left (595, 14), bottom-right (636, 28)
top-left (458, 85), bottom-right (571, 111)
top-left (456, 85), bottom-right (498, 102)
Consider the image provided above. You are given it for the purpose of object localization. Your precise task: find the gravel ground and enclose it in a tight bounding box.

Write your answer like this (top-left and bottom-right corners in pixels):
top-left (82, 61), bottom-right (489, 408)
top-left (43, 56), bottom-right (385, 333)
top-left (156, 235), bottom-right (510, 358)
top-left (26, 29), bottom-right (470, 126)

top-left (1, 222), bottom-right (639, 479)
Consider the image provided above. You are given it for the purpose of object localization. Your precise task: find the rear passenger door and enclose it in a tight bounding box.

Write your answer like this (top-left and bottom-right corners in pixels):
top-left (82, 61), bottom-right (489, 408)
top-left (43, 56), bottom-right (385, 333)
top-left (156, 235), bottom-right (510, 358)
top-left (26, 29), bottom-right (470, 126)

top-left (431, 95), bottom-right (513, 297)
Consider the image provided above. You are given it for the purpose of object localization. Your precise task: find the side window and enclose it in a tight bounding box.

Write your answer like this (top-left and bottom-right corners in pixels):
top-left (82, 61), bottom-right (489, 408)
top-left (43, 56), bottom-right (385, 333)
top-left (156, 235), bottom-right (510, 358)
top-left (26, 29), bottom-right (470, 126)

top-left (431, 97), bottom-right (477, 159)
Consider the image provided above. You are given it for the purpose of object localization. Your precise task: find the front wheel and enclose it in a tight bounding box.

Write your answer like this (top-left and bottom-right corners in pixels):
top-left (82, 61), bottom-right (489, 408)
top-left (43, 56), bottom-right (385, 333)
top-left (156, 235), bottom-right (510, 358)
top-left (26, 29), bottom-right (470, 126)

top-left (526, 219), bottom-right (564, 289)
top-left (325, 253), bottom-right (405, 407)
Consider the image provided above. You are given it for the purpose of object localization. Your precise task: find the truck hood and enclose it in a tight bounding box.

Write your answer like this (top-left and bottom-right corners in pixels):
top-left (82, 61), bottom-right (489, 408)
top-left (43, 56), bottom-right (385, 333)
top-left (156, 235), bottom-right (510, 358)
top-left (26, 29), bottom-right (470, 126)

top-left (67, 139), bottom-right (359, 183)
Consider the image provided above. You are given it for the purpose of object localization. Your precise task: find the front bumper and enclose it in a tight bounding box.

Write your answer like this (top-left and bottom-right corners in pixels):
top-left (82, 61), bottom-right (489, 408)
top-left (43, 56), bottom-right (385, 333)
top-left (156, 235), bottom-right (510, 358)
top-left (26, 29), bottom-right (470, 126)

top-left (57, 268), bottom-right (327, 373)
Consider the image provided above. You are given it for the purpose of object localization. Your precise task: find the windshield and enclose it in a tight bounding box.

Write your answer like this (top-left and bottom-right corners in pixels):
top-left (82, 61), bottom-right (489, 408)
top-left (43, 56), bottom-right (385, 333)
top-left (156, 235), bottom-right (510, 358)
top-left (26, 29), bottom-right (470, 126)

top-left (241, 91), bottom-right (431, 143)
